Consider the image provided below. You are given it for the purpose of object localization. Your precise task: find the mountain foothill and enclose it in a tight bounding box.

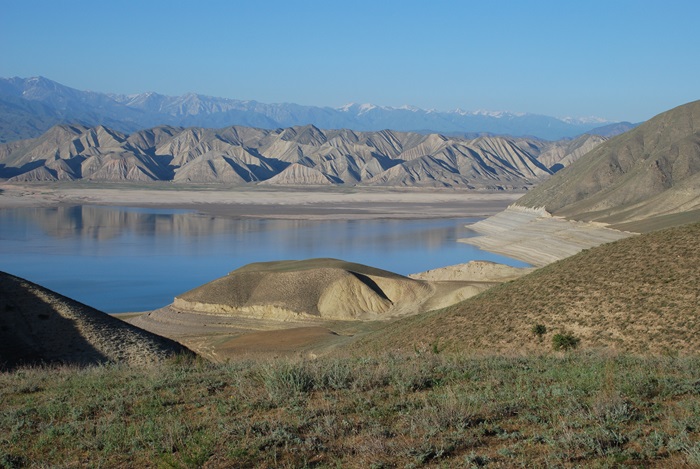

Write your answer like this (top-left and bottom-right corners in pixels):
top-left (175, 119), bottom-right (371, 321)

top-left (517, 100), bottom-right (700, 231)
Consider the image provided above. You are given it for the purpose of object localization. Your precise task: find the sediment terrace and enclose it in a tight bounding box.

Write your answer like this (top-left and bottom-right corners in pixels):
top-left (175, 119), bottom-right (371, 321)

top-left (460, 205), bottom-right (633, 266)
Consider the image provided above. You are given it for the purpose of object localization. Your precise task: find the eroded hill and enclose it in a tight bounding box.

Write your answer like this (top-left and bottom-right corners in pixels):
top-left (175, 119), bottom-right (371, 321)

top-left (0, 123), bottom-right (605, 188)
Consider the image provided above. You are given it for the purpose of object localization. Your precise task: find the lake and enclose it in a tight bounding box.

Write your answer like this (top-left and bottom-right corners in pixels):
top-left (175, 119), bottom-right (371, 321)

top-left (0, 205), bottom-right (528, 313)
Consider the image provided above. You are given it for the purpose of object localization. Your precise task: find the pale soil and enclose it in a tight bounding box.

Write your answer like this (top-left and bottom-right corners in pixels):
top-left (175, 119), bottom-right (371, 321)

top-left (127, 306), bottom-right (383, 361)
top-left (409, 260), bottom-right (536, 282)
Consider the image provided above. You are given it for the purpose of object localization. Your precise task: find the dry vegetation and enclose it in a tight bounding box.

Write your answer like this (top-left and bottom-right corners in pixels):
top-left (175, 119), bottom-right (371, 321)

top-left (3, 352), bottom-right (700, 467)
top-left (355, 222), bottom-right (700, 355)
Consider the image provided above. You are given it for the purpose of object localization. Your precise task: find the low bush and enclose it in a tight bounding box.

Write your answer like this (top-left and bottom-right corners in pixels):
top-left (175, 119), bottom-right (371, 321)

top-left (552, 332), bottom-right (580, 351)
top-left (531, 324), bottom-right (547, 339)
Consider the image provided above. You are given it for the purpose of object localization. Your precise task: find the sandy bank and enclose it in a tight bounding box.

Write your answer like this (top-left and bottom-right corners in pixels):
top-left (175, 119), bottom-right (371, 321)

top-left (460, 205), bottom-right (633, 266)
top-left (0, 183), bottom-right (521, 219)
top-left (410, 260), bottom-right (535, 282)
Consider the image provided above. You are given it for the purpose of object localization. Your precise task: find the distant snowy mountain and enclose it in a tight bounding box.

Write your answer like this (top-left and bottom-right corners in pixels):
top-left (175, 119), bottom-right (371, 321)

top-left (0, 76), bottom-right (628, 142)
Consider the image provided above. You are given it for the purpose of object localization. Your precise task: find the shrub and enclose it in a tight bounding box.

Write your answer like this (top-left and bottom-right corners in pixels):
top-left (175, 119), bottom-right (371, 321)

top-left (552, 333), bottom-right (580, 351)
top-left (531, 324), bottom-right (547, 339)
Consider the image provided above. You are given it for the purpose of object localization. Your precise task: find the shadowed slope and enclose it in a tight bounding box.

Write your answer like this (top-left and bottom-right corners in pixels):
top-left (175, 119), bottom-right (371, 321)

top-left (354, 222), bottom-right (700, 355)
top-left (0, 272), bottom-right (194, 370)
top-left (517, 100), bottom-right (700, 231)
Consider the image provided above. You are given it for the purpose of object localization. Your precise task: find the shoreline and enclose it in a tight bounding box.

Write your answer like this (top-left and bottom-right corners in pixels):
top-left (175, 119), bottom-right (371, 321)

top-left (1, 182), bottom-right (636, 269)
top-left (1, 182), bottom-right (634, 268)
top-left (0, 183), bottom-right (522, 220)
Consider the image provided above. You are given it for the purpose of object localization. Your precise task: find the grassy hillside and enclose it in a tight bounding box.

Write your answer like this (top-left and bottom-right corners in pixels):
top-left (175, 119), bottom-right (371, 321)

top-left (3, 353), bottom-right (700, 467)
top-left (517, 100), bottom-right (700, 231)
top-left (354, 222), bottom-right (700, 355)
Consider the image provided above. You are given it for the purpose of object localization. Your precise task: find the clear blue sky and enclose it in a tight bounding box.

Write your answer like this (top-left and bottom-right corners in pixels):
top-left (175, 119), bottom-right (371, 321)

top-left (1, 0), bottom-right (698, 122)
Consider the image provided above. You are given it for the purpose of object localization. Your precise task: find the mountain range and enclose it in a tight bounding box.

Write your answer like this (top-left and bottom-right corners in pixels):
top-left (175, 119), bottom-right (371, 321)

top-left (0, 76), bottom-right (636, 143)
top-left (0, 123), bottom-right (606, 188)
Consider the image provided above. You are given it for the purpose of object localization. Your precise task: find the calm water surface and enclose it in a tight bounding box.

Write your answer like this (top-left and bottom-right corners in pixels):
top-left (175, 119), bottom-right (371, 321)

top-left (0, 206), bottom-right (528, 313)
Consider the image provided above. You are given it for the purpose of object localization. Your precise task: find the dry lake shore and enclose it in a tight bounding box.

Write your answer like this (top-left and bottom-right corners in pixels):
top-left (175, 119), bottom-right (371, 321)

top-left (0, 182), bottom-right (521, 219)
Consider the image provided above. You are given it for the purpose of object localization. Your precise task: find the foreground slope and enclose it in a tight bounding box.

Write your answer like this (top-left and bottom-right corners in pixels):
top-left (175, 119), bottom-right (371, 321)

top-left (356, 222), bottom-right (700, 355)
top-left (0, 272), bottom-right (193, 370)
top-left (517, 100), bottom-right (700, 231)
top-left (5, 351), bottom-right (700, 467)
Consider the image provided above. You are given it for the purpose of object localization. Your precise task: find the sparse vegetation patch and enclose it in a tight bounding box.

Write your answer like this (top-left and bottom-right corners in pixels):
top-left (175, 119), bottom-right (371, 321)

top-left (2, 352), bottom-right (700, 467)
top-left (355, 221), bottom-right (700, 355)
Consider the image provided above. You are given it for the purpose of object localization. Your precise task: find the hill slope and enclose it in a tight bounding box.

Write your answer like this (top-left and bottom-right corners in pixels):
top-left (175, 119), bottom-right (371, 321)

top-left (516, 100), bottom-right (700, 231)
top-left (355, 221), bottom-right (700, 355)
top-left (0, 272), bottom-right (193, 370)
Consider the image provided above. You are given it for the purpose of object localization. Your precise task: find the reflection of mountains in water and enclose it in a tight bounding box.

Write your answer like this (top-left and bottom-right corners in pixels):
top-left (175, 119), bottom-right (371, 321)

top-left (9, 206), bottom-right (469, 250)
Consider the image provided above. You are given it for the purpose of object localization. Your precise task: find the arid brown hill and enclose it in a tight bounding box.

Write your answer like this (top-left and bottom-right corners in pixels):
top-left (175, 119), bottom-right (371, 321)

top-left (354, 222), bottom-right (700, 355)
top-left (0, 272), bottom-right (194, 370)
top-left (517, 100), bottom-right (700, 232)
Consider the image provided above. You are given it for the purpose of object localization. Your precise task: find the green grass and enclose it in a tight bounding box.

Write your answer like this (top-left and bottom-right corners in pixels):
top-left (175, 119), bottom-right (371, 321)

top-left (2, 352), bottom-right (700, 467)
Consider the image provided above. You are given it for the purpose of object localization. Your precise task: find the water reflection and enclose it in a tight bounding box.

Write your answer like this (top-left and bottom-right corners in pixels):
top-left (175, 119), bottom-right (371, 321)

top-left (0, 206), bottom-right (527, 313)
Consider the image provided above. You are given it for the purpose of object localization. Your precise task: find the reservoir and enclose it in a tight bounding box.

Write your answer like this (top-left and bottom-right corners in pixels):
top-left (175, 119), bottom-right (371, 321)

top-left (0, 205), bottom-right (528, 313)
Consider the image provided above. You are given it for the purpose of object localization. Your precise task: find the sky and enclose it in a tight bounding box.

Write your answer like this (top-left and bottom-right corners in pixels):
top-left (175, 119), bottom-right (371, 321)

top-left (1, 0), bottom-right (698, 122)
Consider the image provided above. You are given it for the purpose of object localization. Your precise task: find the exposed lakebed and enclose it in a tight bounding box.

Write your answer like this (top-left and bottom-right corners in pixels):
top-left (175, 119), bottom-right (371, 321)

top-left (0, 205), bottom-right (528, 313)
